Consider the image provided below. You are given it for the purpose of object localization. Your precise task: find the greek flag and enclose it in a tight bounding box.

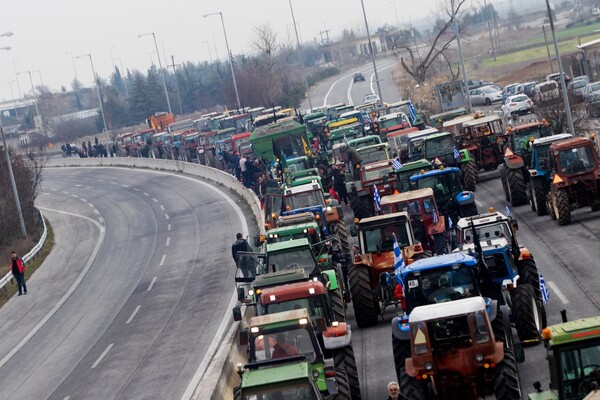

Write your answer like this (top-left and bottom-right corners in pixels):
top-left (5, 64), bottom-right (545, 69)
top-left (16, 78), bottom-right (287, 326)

top-left (505, 205), bottom-right (511, 217)
top-left (540, 274), bottom-right (550, 304)
top-left (453, 146), bottom-right (460, 159)
top-left (432, 209), bottom-right (439, 224)
top-left (392, 157), bottom-right (403, 170)
top-left (393, 233), bottom-right (406, 278)
top-left (448, 216), bottom-right (453, 229)
top-left (365, 113), bottom-right (372, 124)
top-left (374, 185), bottom-right (381, 212)
top-left (408, 100), bottom-right (417, 124)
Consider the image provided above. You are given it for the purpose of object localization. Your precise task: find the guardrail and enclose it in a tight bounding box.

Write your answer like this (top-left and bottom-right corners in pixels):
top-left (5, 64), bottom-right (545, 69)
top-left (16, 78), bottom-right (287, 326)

top-left (0, 209), bottom-right (47, 290)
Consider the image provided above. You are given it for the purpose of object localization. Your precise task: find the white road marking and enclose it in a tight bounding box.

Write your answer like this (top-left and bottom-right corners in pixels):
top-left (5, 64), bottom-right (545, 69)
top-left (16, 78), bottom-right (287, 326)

top-left (346, 78), bottom-right (354, 106)
top-left (80, 198), bottom-right (87, 202)
top-left (369, 62), bottom-right (397, 97)
top-left (62, 191), bottom-right (69, 194)
top-left (88, 203), bottom-right (94, 208)
top-left (160, 254), bottom-right (166, 266)
top-left (548, 281), bottom-right (570, 304)
top-left (121, 184), bottom-right (129, 188)
top-left (164, 214), bottom-right (169, 220)
top-left (51, 188), bottom-right (57, 191)
top-left (167, 224), bottom-right (171, 231)
top-left (147, 277), bottom-right (157, 291)
top-left (110, 181), bottom-right (117, 184)
top-left (91, 343), bottom-right (114, 369)
top-left (75, 184), bottom-right (82, 187)
top-left (126, 305), bottom-right (141, 324)
top-left (98, 217), bottom-right (104, 224)
top-left (152, 198), bottom-right (158, 203)
top-left (166, 237), bottom-right (171, 247)
top-left (63, 397), bottom-right (70, 400)
top-left (94, 209), bottom-right (100, 215)
top-left (72, 194), bottom-right (79, 198)
top-left (143, 192), bottom-right (150, 197)
top-left (133, 188), bottom-right (140, 192)
top-left (160, 205), bottom-right (165, 210)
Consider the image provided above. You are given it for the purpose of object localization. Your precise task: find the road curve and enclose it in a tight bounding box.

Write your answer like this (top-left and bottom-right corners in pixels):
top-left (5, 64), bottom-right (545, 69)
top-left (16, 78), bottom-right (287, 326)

top-left (0, 167), bottom-right (250, 400)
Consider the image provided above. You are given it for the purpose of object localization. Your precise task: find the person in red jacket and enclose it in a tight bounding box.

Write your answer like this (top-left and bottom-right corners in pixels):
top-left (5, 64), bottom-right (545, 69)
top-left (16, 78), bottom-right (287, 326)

top-left (394, 282), bottom-right (405, 310)
top-left (272, 333), bottom-right (300, 359)
top-left (10, 251), bottom-right (27, 296)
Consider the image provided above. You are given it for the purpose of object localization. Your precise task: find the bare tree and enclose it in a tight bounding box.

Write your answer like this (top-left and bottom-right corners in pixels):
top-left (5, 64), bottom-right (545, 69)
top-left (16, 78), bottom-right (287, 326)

top-left (533, 95), bottom-right (587, 134)
top-left (252, 23), bottom-right (279, 70)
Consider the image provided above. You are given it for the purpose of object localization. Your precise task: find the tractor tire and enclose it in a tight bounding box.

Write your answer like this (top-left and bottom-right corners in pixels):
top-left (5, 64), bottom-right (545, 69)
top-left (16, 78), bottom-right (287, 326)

top-left (459, 202), bottom-right (479, 218)
top-left (399, 370), bottom-right (428, 400)
top-left (518, 258), bottom-right (541, 301)
top-left (205, 151), bottom-right (215, 168)
top-left (548, 195), bottom-right (557, 220)
top-left (531, 179), bottom-right (548, 216)
top-left (461, 158), bottom-right (477, 192)
top-left (393, 336), bottom-right (411, 385)
top-left (348, 265), bottom-right (379, 328)
top-left (493, 348), bottom-right (523, 400)
top-left (233, 386), bottom-right (241, 400)
top-left (491, 305), bottom-right (511, 348)
top-left (592, 204), bottom-right (600, 212)
top-left (554, 188), bottom-right (571, 225)
top-left (500, 166), bottom-right (510, 202)
top-left (334, 369), bottom-right (351, 400)
top-left (539, 299), bottom-right (548, 328)
top-left (333, 346), bottom-right (361, 400)
top-left (506, 168), bottom-right (528, 206)
top-left (511, 283), bottom-right (542, 343)
top-left (349, 193), bottom-right (371, 220)
top-left (329, 286), bottom-right (346, 323)
top-left (330, 219), bottom-right (352, 265)
top-left (434, 233), bottom-right (448, 255)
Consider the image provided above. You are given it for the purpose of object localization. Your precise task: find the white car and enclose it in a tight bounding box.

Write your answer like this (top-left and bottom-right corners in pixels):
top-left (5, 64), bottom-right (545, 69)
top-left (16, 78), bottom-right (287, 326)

top-left (363, 93), bottom-right (380, 104)
top-left (469, 85), bottom-right (503, 105)
top-left (502, 94), bottom-right (534, 118)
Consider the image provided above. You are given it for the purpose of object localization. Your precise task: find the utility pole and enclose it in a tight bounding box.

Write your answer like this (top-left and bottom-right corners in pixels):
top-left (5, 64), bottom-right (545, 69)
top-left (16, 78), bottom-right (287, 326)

top-left (542, 25), bottom-right (554, 73)
top-left (451, 0), bottom-right (473, 113)
top-left (360, 0), bottom-right (384, 104)
top-left (483, 0), bottom-right (496, 61)
top-left (0, 125), bottom-right (27, 237)
top-left (169, 55), bottom-right (184, 115)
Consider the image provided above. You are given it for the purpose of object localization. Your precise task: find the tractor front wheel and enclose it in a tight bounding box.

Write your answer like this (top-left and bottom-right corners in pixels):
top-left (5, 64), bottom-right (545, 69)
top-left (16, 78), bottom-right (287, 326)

top-left (333, 346), bottom-right (361, 400)
top-left (348, 265), bottom-right (378, 328)
top-left (506, 168), bottom-right (528, 206)
top-left (433, 233), bottom-right (448, 255)
top-left (553, 188), bottom-right (571, 225)
top-left (493, 348), bottom-right (523, 400)
top-left (518, 258), bottom-right (541, 301)
top-left (349, 193), bottom-right (371, 220)
top-left (334, 369), bottom-right (351, 400)
top-left (461, 158), bottom-right (477, 191)
top-left (399, 371), bottom-right (428, 400)
top-left (393, 336), bottom-right (411, 384)
top-left (329, 286), bottom-right (346, 323)
top-left (511, 283), bottom-right (542, 344)
top-left (330, 218), bottom-right (351, 264)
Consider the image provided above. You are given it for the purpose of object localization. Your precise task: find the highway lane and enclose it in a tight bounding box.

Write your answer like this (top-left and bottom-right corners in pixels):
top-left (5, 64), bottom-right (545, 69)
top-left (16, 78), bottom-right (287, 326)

top-left (0, 167), bottom-right (250, 400)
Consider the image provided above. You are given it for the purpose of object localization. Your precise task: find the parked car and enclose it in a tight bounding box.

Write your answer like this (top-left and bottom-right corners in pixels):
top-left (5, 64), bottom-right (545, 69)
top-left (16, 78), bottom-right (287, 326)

top-left (502, 94), bottom-right (534, 118)
top-left (568, 79), bottom-right (588, 102)
top-left (469, 85), bottom-right (503, 105)
top-left (517, 81), bottom-right (538, 97)
top-left (353, 72), bottom-right (365, 82)
top-left (464, 79), bottom-right (494, 90)
top-left (546, 72), bottom-right (571, 85)
top-left (363, 93), bottom-right (380, 104)
top-left (583, 81), bottom-right (600, 102)
top-left (533, 81), bottom-right (559, 103)
top-left (502, 83), bottom-right (521, 102)
top-left (586, 93), bottom-right (600, 117)
top-left (572, 75), bottom-right (590, 85)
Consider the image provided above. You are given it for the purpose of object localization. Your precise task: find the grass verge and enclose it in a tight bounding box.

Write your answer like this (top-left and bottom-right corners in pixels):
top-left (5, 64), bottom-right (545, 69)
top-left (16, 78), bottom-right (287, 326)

top-left (0, 219), bottom-right (55, 308)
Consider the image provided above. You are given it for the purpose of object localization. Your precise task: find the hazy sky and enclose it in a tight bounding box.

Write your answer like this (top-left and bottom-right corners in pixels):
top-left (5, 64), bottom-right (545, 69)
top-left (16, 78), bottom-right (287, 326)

top-left (0, 0), bottom-right (443, 101)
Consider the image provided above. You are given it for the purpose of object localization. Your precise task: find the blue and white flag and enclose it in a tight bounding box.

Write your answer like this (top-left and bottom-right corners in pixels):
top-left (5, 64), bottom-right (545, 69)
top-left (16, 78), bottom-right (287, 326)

top-left (540, 274), bottom-right (550, 305)
top-left (408, 100), bottom-right (417, 124)
top-left (432, 209), bottom-right (439, 224)
top-left (393, 233), bottom-right (406, 284)
top-left (365, 113), bottom-right (372, 124)
top-left (505, 205), bottom-right (511, 217)
top-left (453, 146), bottom-right (460, 159)
top-left (392, 157), bottom-right (403, 170)
top-left (374, 185), bottom-right (381, 212)
top-left (448, 216), bottom-right (453, 229)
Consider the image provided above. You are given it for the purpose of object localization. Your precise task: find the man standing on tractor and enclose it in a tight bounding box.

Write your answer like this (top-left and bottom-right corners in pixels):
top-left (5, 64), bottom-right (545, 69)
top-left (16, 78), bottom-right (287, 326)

top-left (231, 233), bottom-right (255, 279)
top-left (340, 143), bottom-right (363, 180)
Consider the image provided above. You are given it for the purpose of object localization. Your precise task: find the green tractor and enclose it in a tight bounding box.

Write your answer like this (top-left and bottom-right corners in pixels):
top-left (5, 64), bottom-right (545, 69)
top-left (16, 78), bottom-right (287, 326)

top-left (234, 309), bottom-right (350, 399)
top-left (529, 314), bottom-right (600, 400)
top-left (250, 120), bottom-right (312, 172)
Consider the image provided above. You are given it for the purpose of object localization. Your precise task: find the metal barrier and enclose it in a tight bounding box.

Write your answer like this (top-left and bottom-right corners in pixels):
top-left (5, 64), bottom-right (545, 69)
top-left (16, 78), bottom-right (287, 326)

top-left (0, 209), bottom-right (47, 290)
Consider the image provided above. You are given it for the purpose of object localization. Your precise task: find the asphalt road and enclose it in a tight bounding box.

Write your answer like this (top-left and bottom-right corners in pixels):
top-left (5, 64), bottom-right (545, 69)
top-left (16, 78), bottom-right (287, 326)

top-left (0, 167), bottom-right (250, 400)
top-left (308, 71), bottom-right (600, 399)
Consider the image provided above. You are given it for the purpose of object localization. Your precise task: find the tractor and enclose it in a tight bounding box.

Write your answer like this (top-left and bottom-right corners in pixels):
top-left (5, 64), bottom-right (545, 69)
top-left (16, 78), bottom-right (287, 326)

top-left (529, 313), bottom-right (600, 400)
top-left (402, 297), bottom-right (523, 400)
top-left (498, 121), bottom-right (553, 206)
top-left (349, 211), bottom-right (426, 328)
top-left (394, 159), bottom-right (433, 193)
top-left (459, 115), bottom-right (505, 174)
top-left (421, 132), bottom-right (478, 191)
top-left (380, 188), bottom-right (448, 255)
top-left (234, 309), bottom-right (350, 399)
top-left (546, 137), bottom-right (600, 225)
top-left (347, 159), bottom-right (397, 219)
top-left (527, 134), bottom-right (573, 216)
top-left (406, 128), bottom-right (439, 163)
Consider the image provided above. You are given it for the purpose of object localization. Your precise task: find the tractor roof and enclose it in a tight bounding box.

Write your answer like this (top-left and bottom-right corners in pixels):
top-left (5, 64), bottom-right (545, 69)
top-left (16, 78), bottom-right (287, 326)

top-left (253, 269), bottom-right (311, 289)
top-left (457, 237), bottom-right (511, 254)
top-left (462, 115), bottom-right (502, 127)
top-left (249, 308), bottom-right (310, 328)
top-left (410, 167), bottom-right (461, 180)
top-left (260, 280), bottom-right (327, 304)
top-left (377, 111), bottom-right (407, 122)
top-left (250, 120), bottom-right (305, 140)
top-left (408, 128), bottom-right (438, 139)
top-left (510, 121), bottom-right (548, 132)
top-left (380, 188), bottom-right (434, 205)
top-left (269, 222), bottom-right (319, 235)
top-left (532, 133), bottom-right (572, 147)
top-left (546, 316), bottom-right (600, 347)
top-left (357, 211), bottom-right (410, 225)
top-left (267, 238), bottom-right (311, 253)
top-left (283, 182), bottom-right (322, 195)
top-left (549, 136), bottom-right (593, 151)
top-left (403, 252), bottom-right (478, 274)
top-left (362, 159), bottom-right (394, 171)
top-left (456, 211), bottom-right (509, 230)
top-left (396, 159), bottom-right (432, 171)
top-left (409, 296), bottom-right (487, 323)
top-left (242, 360), bottom-right (311, 389)
top-left (442, 115), bottom-right (476, 128)
top-left (423, 131), bottom-right (453, 140)
top-left (349, 135), bottom-right (380, 145)
top-left (357, 143), bottom-right (390, 153)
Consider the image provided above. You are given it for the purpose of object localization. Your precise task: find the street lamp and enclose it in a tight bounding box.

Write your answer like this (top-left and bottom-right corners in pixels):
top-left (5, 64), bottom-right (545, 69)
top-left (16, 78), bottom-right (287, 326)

top-left (66, 52), bottom-right (78, 80)
top-left (203, 12), bottom-right (242, 111)
top-left (360, 0), bottom-right (384, 104)
top-left (76, 54), bottom-right (108, 132)
top-left (202, 41), bottom-right (213, 64)
top-left (114, 57), bottom-right (130, 97)
top-left (450, 0), bottom-right (473, 113)
top-left (17, 70), bottom-right (44, 134)
top-left (138, 32), bottom-right (173, 114)
top-left (289, 0), bottom-right (313, 112)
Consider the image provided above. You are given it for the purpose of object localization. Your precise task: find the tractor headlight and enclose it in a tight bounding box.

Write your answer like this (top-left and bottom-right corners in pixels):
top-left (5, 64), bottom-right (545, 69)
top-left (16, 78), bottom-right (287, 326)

top-left (326, 206), bottom-right (332, 212)
top-left (248, 289), bottom-right (254, 296)
top-left (475, 353), bottom-right (484, 363)
top-left (424, 362), bottom-right (433, 371)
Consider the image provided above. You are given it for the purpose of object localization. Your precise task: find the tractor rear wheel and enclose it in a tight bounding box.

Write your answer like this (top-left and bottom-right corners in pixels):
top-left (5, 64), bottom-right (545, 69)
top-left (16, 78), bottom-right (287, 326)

top-left (330, 219), bottom-right (351, 264)
top-left (511, 283), bottom-right (542, 343)
top-left (348, 265), bottom-right (379, 328)
top-left (393, 336), bottom-right (411, 384)
top-left (461, 158), bottom-right (477, 191)
top-left (434, 233), bottom-right (448, 255)
top-left (334, 369), bottom-right (351, 400)
top-left (349, 193), bottom-right (371, 220)
top-left (459, 202), bottom-right (479, 218)
top-left (554, 188), bottom-right (571, 225)
top-left (506, 168), bottom-right (528, 206)
top-left (399, 370), bottom-right (428, 400)
top-left (500, 166), bottom-right (510, 202)
top-left (531, 179), bottom-right (548, 216)
top-left (329, 287), bottom-right (346, 323)
top-left (493, 348), bottom-right (523, 400)
top-left (518, 258), bottom-right (541, 301)
top-left (233, 386), bottom-right (241, 400)
top-left (491, 304), bottom-right (511, 348)
top-left (333, 346), bottom-right (361, 400)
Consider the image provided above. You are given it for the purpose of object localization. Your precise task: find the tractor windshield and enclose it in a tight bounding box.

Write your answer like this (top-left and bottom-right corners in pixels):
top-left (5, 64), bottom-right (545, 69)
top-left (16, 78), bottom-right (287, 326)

top-left (403, 265), bottom-right (478, 314)
top-left (557, 340), bottom-right (600, 400)
top-left (511, 126), bottom-right (549, 153)
top-left (359, 147), bottom-right (389, 164)
top-left (361, 222), bottom-right (411, 253)
top-left (362, 166), bottom-right (394, 182)
top-left (558, 146), bottom-right (596, 174)
top-left (267, 248), bottom-right (317, 275)
top-left (462, 223), bottom-right (512, 243)
top-left (284, 190), bottom-right (324, 210)
top-left (424, 135), bottom-right (455, 158)
top-left (427, 315), bottom-right (472, 349)
top-left (242, 379), bottom-right (318, 400)
top-left (532, 144), bottom-right (552, 170)
top-left (413, 172), bottom-right (462, 206)
top-left (258, 296), bottom-right (328, 321)
top-left (380, 115), bottom-right (409, 129)
top-left (251, 328), bottom-right (316, 363)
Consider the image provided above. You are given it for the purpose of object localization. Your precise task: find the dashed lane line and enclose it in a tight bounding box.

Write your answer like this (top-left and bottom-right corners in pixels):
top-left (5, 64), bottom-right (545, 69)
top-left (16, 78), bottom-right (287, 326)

top-left (147, 277), bottom-right (157, 291)
top-left (164, 214), bottom-right (169, 220)
top-left (166, 237), bottom-right (171, 247)
top-left (91, 343), bottom-right (114, 369)
top-left (548, 281), bottom-right (570, 305)
top-left (143, 192), bottom-right (150, 197)
top-left (160, 254), bottom-right (166, 266)
top-left (152, 198), bottom-right (158, 203)
top-left (126, 305), bottom-right (141, 324)
top-left (160, 205), bottom-right (165, 211)
top-left (167, 224), bottom-right (171, 231)
top-left (133, 188), bottom-right (140, 192)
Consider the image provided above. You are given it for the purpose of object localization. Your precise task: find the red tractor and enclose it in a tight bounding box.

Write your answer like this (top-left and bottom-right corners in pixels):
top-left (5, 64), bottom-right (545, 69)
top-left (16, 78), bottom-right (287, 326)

top-left (348, 159), bottom-right (397, 219)
top-left (459, 115), bottom-right (504, 173)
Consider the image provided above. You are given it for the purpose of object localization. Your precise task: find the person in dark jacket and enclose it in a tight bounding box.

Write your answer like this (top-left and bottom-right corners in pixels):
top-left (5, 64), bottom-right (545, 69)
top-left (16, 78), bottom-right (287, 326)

top-left (340, 144), bottom-right (363, 180)
top-left (231, 233), bottom-right (255, 279)
top-left (10, 252), bottom-right (27, 296)
top-left (332, 165), bottom-right (350, 206)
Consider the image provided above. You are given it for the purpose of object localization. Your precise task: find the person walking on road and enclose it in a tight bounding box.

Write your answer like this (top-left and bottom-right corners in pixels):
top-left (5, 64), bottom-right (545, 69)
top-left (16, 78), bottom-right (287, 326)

top-left (10, 251), bottom-right (27, 296)
top-left (232, 233), bottom-right (255, 279)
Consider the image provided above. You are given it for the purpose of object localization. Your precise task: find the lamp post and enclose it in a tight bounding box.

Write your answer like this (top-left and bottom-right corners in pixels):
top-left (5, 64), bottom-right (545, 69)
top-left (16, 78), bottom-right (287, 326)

top-left (203, 12), bottom-right (242, 111)
top-left (114, 57), bottom-right (130, 97)
top-left (138, 32), bottom-right (172, 114)
top-left (451, 0), bottom-right (473, 113)
top-left (289, 0), bottom-right (313, 111)
top-left (360, 0), bottom-right (384, 104)
top-left (66, 52), bottom-right (78, 80)
top-left (12, 58), bottom-right (22, 98)
top-left (76, 54), bottom-right (108, 132)
top-left (17, 70), bottom-right (44, 134)
top-left (202, 41), bottom-right (213, 64)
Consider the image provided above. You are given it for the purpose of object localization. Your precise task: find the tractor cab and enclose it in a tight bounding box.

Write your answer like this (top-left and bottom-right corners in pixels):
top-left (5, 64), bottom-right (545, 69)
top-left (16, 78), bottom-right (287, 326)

top-left (502, 122), bottom-right (552, 166)
top-left (407, 128), bottom-right (438, 162)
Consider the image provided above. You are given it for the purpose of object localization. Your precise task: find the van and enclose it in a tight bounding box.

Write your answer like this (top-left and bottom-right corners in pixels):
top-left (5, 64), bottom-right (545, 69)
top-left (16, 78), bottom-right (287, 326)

top-left (533, 81), bottom-right (559, 103)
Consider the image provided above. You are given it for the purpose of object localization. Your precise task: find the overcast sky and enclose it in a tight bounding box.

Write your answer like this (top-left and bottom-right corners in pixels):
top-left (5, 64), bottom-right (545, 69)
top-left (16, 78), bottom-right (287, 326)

top-left (0, 0), bottom-right (448, 101)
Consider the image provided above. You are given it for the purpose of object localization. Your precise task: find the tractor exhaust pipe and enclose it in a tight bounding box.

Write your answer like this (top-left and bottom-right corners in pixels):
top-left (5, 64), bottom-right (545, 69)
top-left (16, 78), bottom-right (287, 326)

top-left (561, 309), bottom-right (568, 323)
